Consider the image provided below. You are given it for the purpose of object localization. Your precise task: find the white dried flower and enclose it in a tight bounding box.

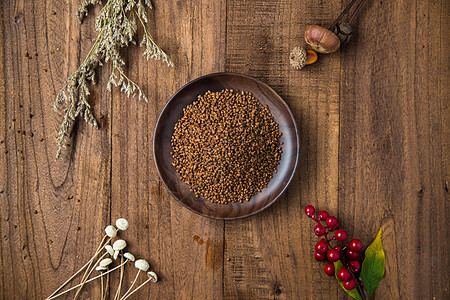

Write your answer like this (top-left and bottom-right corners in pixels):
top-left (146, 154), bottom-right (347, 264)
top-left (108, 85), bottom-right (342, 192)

top-left (96, 266), bottom-right (107, 271)
top-left (135, 259), bottom-right (150, 271)
top-left (105, 225), bottom-right (117, 237)
top-left (113, 239), bottom-right (127, 251)
top-left (115, 218), bottom-right (129, 230)
top-left (99, 258), bottom-right (113, 267)
top-left (113, 250), bottom-right (119, 260)
top-left (147, 271), bottom-right (158, 282)
top-left (124, 252), bottom-right (135, 261)
top-left (105, 245), bottom-right (114, 256)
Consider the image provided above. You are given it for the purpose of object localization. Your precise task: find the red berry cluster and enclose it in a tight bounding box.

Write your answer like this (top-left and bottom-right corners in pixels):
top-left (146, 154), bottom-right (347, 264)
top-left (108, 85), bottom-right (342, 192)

top-left (305, 205), bottom-right (363, 290)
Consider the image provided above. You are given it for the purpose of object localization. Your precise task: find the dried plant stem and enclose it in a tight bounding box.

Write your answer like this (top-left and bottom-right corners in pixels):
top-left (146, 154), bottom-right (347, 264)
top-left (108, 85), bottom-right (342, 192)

top-left (348, 0), bottom-right (369, 24)
top-left (95, 230), bottom-right (120, 255)
top-left (328, 0), bottom-right (358, 30)
top-left (45, 235), bottom-right (106, 300)
top-left (73, 252), bottom-right (108, 300)
top-left (135, 10), bottom-right (173, 67)
top-left (113, 255), bottom-right (125, 300)
top-left (100, 273), bottom-right (104, 299)
top-left (71, 234), bottom-right (108, 299)
top-left (48, 260), bottom-right (128, 300)
top-left (102, 272), bottom-right (110, 300)
top-left (120, 270), bottom-right (140, 300)
top-left (121, 277), bottom-right (152, 300)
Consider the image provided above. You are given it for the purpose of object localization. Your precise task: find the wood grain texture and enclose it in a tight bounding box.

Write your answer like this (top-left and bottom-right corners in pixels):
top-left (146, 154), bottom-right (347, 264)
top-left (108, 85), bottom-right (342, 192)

top-left (109, 0), bottom-right (226, 299)
top-left (0, 0), bottom-right (111, 299)
top-left (338, 0), bottom-right (449, 299)
top-left (224, 0), bottom-right (342, 299)
top-left (0, 0), bottom-right (448, 299)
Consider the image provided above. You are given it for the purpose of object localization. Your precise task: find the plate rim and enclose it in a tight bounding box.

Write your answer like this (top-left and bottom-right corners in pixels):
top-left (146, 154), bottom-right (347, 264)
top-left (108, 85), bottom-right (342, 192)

top-left (153, 72), bottom-right (300, 220)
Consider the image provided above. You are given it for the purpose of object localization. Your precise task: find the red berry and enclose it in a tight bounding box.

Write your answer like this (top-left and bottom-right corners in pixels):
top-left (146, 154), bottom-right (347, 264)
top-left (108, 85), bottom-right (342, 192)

top-left (326, 216), bottom-right (338, 228)
top-left (314, 224), bottom-right (326, 236)
top-left (334, 246), bottom-right (342, 252)
top-left (324, 263), bottom-right (335, 276)
top-left (348, 239), bottom-right (363, 252)
top-left (346, 249), bottom-right (359, 260)
top-left (337, 266), bottom-right (351, 281)
top-left (305, 205), bottom-right (315, 218)
top-left (335, 229), bottom-right (348, 242)
top-left (318, 210), bottom-right (329, 221)
top-left (327, 249), bottom-right (340, 262)
top-left (330, 222), bottom-right (340, 231)
top-left (343, 278), bottom-right (357, 290)
top-left (314, 251), bottom-right (326, 261)
top-left (315, 240), bottom-right (328, 254)
top-left (348, 260), bottom-right (361, 273)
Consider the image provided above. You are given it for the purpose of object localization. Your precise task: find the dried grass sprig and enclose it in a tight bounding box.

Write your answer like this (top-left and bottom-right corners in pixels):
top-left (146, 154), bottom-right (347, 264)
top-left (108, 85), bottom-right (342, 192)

top-left (54, 0), bottom-right (173, 158)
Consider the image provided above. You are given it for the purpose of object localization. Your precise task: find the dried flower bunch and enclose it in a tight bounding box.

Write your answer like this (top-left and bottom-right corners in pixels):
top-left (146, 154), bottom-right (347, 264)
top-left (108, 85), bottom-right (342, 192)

top-left (46, 218), bottom-right (158, 300)
top-left (54, 0), bottom-right (173, 158)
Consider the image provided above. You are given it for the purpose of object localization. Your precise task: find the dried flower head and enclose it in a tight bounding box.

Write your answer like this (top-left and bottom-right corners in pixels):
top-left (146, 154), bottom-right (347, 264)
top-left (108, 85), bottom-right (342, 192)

top-left (54, 0), bottom-right (173, 158)
top-left (147, 271), bottom-right (158, 283)
top-left (105, 225), bottom-right (117, 237)
top-left (113, 239), bottom-right (127, 251)
top-left (99, 258), bottom-right (113, 267)
top-left (116, 218), bottom-right (129, 230)
top-left (135, 259), bottom-right (150, 271)
top-left (124, 252), bottom-right (136, 261)
top-left (95, 266), bottom-right (107, 271)
top-left (105, 245), bottom-right (114, 256)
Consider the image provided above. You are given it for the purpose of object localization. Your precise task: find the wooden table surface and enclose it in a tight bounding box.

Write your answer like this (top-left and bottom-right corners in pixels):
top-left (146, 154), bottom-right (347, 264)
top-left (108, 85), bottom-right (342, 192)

top-left (0, 0), bottom-right (448, 299)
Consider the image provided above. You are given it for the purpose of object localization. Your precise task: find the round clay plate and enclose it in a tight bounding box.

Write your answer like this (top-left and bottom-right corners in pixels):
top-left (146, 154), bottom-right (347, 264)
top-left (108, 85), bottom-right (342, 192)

top-left (153, 73), bottom-right (299, 219)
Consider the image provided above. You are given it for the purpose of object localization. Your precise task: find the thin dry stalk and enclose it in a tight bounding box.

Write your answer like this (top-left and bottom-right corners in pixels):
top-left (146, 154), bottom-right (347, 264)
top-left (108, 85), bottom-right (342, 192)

top-left (113, 255), bottom-right (125, 300)
top-left (120, 270), bottom-right (140, 300)
top-left (45, 234), bottom-right (106, 300)
top-left (48, 261), bottom-right (127, 300)
top-left (73, 252), bottom-right (108, 299)
top-left (121, 277), bottom-right (152, 300)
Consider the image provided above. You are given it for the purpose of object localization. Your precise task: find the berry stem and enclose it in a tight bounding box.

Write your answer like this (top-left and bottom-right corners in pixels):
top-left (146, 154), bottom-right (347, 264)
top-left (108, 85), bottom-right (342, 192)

top-left (339, 256), bottom-right (369, 300)
top-left (311, 216), bottom-right (321, 225)
top-left (355, 280), bottom-right (369, 300)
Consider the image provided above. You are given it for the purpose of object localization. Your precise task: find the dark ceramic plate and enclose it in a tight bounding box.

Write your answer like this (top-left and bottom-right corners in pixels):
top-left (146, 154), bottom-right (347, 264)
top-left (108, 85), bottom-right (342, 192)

top-left (153, 73), bottom-right (299, 219)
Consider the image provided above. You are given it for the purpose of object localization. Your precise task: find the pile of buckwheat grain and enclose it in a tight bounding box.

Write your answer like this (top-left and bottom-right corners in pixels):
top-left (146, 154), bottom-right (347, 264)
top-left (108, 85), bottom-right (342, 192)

top-left (171, 89), bottom-right (282, 204)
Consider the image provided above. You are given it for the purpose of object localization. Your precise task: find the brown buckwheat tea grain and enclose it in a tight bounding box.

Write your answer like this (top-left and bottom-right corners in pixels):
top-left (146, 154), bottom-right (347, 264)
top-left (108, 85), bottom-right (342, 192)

top-left (171, 89), bottom-right (282, 204)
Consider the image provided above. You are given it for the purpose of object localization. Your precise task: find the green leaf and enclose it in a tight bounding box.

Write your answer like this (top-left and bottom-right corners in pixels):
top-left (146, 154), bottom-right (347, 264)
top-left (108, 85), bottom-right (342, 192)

top-left (361, 227), bottom-right (385, 297)
top-left (334, 260), bottom-right (362, 300)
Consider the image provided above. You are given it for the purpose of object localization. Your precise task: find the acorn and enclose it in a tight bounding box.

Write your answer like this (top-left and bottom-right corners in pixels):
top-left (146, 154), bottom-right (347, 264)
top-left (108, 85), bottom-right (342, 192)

top-left (305, 25), bottom-right (340, 54)
top-left (289, 46), bottom-right (318, 70)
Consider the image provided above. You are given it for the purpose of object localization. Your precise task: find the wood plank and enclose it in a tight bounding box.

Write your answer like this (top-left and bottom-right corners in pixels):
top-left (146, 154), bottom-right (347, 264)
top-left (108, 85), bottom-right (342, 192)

top-left (0, 0), bottom-right (447, 299)
top-left (339, 0), bottom-right (449, 299)
top-left (224, 0), bottom-right (342, 298)
top-left (0, 0), bottom-right (111, 298)
top-left (109, 0), bottom-right (226, 299)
